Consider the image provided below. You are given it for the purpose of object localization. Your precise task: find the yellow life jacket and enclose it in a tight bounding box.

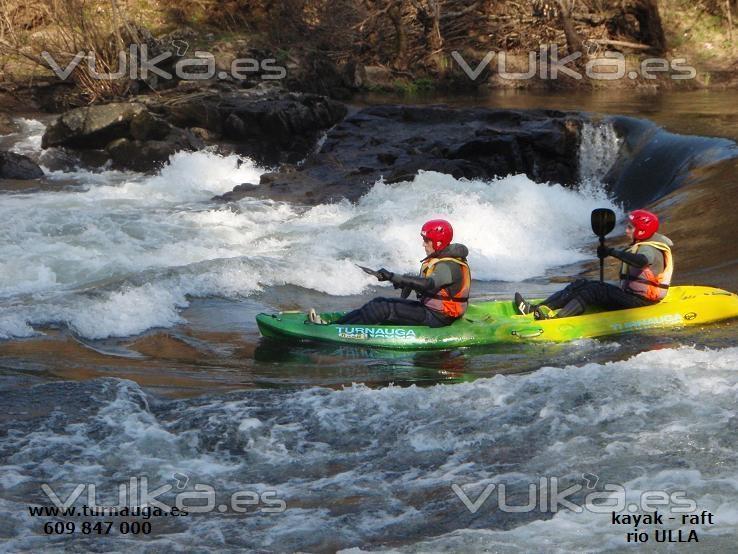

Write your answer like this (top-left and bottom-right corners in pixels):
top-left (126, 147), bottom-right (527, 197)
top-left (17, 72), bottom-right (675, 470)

top-left (419, 257), bottom-right (471, 318)
top-left (619, 240), bottom-right (673, 301)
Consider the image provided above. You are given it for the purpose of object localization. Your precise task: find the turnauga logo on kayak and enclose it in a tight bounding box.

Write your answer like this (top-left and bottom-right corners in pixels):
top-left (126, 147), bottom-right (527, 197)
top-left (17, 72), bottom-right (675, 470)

top-left (611, 314), bottom-right (683, 332)
top-left (336, 326), bottom-right (416, 339)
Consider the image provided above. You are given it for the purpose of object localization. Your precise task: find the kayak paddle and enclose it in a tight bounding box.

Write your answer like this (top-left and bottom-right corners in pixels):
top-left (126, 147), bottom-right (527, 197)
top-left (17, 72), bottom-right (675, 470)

top-left (591, 208), bottom-right (616, 282)
top-left (355, 264), bottom-right (379, 277)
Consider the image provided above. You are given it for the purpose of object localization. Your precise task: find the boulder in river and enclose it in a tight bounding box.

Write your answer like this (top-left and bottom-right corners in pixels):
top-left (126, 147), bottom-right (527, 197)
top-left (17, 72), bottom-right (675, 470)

top-left (152, 87), bottom-right (347, 164)
top-left (106, 127), bottom-right (204, 172)
top-left (41, 102), bottom-right (148, 149)
top-left (219, 105), bottom-right (584, 204)
top-left (41, 86), bottom-right (347, 171)
top-left (0, 151), bottom-right (44, 179)
top-left (41, 101), bottom-right (207, 172)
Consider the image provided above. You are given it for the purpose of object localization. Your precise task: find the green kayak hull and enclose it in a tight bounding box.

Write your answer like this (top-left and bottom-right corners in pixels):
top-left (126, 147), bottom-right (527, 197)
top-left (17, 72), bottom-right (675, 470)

top-left (256, 286), bottom-right (738, 350)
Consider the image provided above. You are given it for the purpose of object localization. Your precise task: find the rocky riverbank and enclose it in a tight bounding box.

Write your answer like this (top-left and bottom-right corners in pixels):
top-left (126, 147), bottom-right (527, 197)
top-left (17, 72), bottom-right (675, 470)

top-left (2, 72), bottom-right (593, 207)
top-left (4, 93), bottom-right (591, 213)
top-left (1, 0), bottom-right (736, 186)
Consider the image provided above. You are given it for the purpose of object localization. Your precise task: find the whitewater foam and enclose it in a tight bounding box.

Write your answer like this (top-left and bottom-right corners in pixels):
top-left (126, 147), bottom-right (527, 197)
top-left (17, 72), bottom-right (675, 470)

top-left (0, 118), bottom-right (619, 339)
top-left (1, 346), bottom-right (737, 551)
top-left (7, 118), bottom-right (46, 157)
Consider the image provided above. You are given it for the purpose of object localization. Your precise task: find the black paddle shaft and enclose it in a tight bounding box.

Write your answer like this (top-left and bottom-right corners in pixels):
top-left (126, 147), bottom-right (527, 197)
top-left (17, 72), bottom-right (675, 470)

top-left (591, 209), bottom-right (616, 282)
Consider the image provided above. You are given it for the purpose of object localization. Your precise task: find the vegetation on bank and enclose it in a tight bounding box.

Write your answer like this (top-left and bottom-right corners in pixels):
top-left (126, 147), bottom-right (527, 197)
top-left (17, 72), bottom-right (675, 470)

top-left (0, 0), bottom-right (736, 106)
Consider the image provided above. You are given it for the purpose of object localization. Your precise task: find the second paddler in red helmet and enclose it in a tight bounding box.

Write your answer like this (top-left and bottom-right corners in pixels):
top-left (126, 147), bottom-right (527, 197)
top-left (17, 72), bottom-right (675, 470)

top-left (514, 209), bottom-right (674, 319)
top-left (308, 219), bottom-right (471, 326)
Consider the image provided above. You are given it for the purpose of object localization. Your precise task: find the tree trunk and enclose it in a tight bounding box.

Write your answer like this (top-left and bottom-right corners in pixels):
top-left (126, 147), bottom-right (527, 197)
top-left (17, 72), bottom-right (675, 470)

top-left (557, 0), bottom-right (586, 59)
top-left (428, 0), bottom-right (443, 53)
top-left (412, 0), bottom-right (445, 73)
top-left (628, 0), bottom-right (667, 54)
top-left (387, 0), bottom-right (408, 70)
top-left (726, 0), bottom-right (734, 42)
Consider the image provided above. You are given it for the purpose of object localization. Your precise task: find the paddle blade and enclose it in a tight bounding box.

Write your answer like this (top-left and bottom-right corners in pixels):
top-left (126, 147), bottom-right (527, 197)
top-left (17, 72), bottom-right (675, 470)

top-left (591, 208), bottom-right (616, 237)
top-left (355, 264), bottom-right (378, 276)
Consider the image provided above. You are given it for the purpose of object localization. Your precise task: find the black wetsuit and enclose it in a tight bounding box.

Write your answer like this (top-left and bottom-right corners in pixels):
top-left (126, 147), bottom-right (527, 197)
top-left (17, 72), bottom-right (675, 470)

top-left (540, 234), bottom-right (673, 318)
top-left (335, 297), bottom-right (455, 327)
top-left (540, 279), bottom-right (654, 318)
top-left (336, 244), bottom-right (470, 327)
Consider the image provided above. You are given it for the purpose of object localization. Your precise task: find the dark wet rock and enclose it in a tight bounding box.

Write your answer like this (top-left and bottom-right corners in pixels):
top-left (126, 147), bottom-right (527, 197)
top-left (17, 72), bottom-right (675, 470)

top-left (226, 105), bottom-right (584, 204)
top-left (129, 109), bottom-right (169, 141)
top-left (106, 127), bottom-right (204, 172)
top-left (41, 101), bottom-right (205, 172)
top-left (40, 85), bottom-right (344, 171)
top-left (42, 103), bottom-right (148, 149)
top-left (0, 151), bottom-right (44, 179)
top-left (0, 80), bottom-right (82, 113)
top-left (30, 81), bottom-right (81, 112)
top-left (152, 87), bottom-right (347, 164)
top-left (212, 182), bottom-right (259, 202)
top-left (384, 158), bottom-right (492, 183)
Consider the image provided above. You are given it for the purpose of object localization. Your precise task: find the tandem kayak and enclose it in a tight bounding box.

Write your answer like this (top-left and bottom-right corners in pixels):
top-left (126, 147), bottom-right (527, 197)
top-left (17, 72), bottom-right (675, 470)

top-left (256, 286), bottom-right (738, 350)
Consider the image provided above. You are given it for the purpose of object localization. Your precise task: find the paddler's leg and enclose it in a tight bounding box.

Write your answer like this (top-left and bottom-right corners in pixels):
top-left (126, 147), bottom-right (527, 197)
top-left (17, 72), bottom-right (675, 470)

top-left (556, 281), bottom-right (654, 318)
top-left (334, 298), bottom-right (392, 324)
top-left (334, 298), bottom-right (451, 327)
top-left (516, 279), bottom-right (591, 315)
top-left (539, 279), bottom-right (592, 310)
top-left (391, 299), bottom-right (454, 327)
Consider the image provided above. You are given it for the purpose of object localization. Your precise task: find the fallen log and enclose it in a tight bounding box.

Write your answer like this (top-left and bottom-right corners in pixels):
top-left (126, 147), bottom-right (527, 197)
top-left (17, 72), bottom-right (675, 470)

top-left (591, 39), bottom-right (652, 51)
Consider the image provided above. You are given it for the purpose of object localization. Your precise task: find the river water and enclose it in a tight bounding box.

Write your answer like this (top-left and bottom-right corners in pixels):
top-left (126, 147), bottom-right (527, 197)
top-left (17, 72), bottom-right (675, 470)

top-left (0, 91), bottom-right (736, 552)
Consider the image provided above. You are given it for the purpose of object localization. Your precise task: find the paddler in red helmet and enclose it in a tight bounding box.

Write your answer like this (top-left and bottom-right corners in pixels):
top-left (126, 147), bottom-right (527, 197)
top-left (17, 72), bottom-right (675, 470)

top-left (515, 209), bottom-right (674, 319)
top-left (309, 219), bottom-right (471, 326)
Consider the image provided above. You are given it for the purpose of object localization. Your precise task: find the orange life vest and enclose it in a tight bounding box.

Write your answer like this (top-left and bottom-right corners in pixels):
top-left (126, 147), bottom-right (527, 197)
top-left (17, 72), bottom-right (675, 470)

top-left (419, 257), bottom-right (471, 318)
top-left (619, 240), bottom-right (673, 301)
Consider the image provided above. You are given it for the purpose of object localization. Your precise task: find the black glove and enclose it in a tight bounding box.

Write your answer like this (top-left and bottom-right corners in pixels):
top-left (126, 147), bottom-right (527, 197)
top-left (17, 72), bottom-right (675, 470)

top-left (375, 268), bottom-right (394, 282)
top-left (597, 245), bottom-right (612, 259)
top-left (390, 273), bottom-right (435, 293)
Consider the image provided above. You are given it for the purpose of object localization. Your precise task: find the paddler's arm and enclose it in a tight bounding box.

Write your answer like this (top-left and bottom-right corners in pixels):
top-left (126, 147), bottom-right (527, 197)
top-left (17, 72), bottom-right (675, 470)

top-left (598, 246), bottom-right (649, 268)
top-left (373, 268), bottom-right (433, 292)
top-left (389, 274), bottom-right (434, 292)
top-left (388, 264), bottom-right (454, 293)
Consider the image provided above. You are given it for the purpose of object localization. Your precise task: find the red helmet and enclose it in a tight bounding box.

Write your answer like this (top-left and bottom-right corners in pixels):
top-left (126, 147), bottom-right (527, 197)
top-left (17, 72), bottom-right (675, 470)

top-left (421, 219), bottom-right (453, 252)
top-left (628, 209), bottom-right (659, 240)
